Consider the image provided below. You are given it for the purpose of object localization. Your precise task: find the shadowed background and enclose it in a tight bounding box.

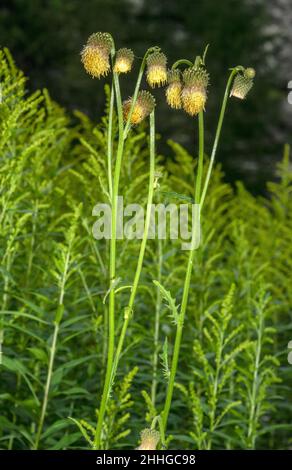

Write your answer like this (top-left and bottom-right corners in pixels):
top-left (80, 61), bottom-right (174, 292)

top-left (0, 0), bottom-right (291, 193)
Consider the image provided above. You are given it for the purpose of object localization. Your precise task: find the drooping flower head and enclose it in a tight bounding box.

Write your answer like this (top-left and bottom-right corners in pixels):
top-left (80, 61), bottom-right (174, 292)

top-left (123, 90), bottom-right (155, 125)
top-left (137, 428), bottom-right (160, 450)
top-left (81, 32), bottom-right (112, 78)
top-left (181, 66), bottom-right (209, 116)
top-left (165, 69), bottom-right (182, 109)
top-left (230, 68), bottom-right (255, 100)
top-left (146, 52), bottom-right (168, 88)
top-left (114, 48), bottom-right (134, 74)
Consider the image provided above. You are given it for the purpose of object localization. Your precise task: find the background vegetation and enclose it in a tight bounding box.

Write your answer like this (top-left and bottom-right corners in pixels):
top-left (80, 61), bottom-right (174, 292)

top-left (1, 0), bottom-right (292, 192)
top-left (0, 49), bottom-right (291, 449)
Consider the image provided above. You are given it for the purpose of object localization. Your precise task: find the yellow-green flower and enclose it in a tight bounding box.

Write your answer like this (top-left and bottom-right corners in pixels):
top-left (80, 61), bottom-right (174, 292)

top-left (137, 429), bottom-right (160, 450)
top-left (146, 52), bottom-right (167, 88)
top-left (113, 48), bottom-right (134, 74)
top-left (181, 66), bottom-right (209, 116)
top-left (123, 90), bottom-right (155, 125)
top-left (166, 69), bottom-right (182, 109)
top-left (81, 32), bottom-right (112, 78)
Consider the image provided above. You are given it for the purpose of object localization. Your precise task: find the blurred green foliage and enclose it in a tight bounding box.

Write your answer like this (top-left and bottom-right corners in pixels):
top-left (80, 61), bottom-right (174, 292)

top-left (0, 0), bottom-right (291, 191)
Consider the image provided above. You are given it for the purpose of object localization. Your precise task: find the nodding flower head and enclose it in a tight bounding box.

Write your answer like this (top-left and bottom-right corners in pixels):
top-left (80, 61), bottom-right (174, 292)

top-left (123, 90), bottom-right (155, 125)
top-left (181, 66), bottom-right (209, 116)
top-left (166, 69), bottom-right (182, 109)
top-left (81, 32), bottom-right (112, 78)
top-left (146, 52), bottom-right (168, 88)
top-left (137, 429), bottom-right (160, 450)
top-left (230, 68), bottom-right (255, 100)
top-left (113, 48), bottom-right (134, 74)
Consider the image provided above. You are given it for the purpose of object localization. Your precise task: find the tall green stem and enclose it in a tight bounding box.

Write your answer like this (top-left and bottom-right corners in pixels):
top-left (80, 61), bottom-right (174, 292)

top-left (94, 47), bottom-right (158, 449)
top-left (94, 67), bottom-right (124, 449)
top-left (162, 111), bottom-right (204, 433)
top-left (161, 68), bottom-right (240, 435)
top-left (34, 321), bottom-right (59, 450)
top-left (110, 110), bottom-right (156, 392)
top-left (200, 68), bottom-right (239, 208)
top-left (123, 47), bottom-right (159, 140)
top-left (247, 310), bottom-right (263, 448)
top-left (107, 81), bottom-right (114, 200)
top-left (33, 248), bottom-right (69, 449)
top-left (151, 238), bottom-right (163, 405)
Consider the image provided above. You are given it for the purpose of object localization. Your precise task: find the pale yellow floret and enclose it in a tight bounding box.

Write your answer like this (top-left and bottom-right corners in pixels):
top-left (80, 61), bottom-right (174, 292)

top-left (81, 45), bottom-right (110, 78)
top-left (123, 91), bottom-right (155, 125)
top-left (166, 82), bottom-right (182, 109)
top-left (123, 101), bottom-right (144, 125)
top-left (147, 65), bottom-right (167, 87)
top-left (113, 57), bottom-right (132, 73)
top-left (230, 89), bottom-right (246, 100)
top-left (182, 87), bottom-right (206, 116)
top-left (137, 429), bottom-right (160, 450)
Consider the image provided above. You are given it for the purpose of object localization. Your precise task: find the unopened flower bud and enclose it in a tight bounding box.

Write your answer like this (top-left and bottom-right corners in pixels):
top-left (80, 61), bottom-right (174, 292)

top-left (113, 48), bottom-right (134, 74)
top-left (123, 90), bottom-right (155, 125)
top-left (81, 32), bottom-right (112, 78)
top-left (230, 70), bottom-right (255, 100)
top-left (166, 69), bottom-right (182, 109)
top-left (137, 429), bottom-right (160, 450)
top-left (244, 67), bottom-right (256, 79)
top-left (146, 52), bottom-right (167, 88)
top-left (181, 66), bottom-right (209, 116)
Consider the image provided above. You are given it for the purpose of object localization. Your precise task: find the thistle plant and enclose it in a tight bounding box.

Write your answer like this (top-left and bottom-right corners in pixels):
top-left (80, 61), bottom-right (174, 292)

top-left (3, 43), bottom-right (289, 451)
top-left (157, 55), bottom-right (255, 438)
top-left (79, 33), bottom-right (256, 448)
top-left (80, 33), bottom-right (160, 449)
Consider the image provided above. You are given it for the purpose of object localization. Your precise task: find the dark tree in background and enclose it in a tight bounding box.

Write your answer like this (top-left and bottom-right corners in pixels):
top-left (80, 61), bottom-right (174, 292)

top-left (0, 0), bottom-right (291, 192)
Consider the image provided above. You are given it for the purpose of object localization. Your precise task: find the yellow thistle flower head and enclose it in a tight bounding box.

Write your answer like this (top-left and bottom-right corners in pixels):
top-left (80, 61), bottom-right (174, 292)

top-left (123, 90), bottom-right (155, 125)
top-left (113, 48), bottom-right (134, 74)
top-left (137, 428), bottom-right (160, 450)
top-left (81, 32), bottom-right (112, 78)
top-left (146, 52), bottom-right (168, 88)
top-left (166, 69), bottom-right (182, 109)
top-left (230, 69), bottom-right (255, 100)
top-left (181, 66), bottom-right (209, 116)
